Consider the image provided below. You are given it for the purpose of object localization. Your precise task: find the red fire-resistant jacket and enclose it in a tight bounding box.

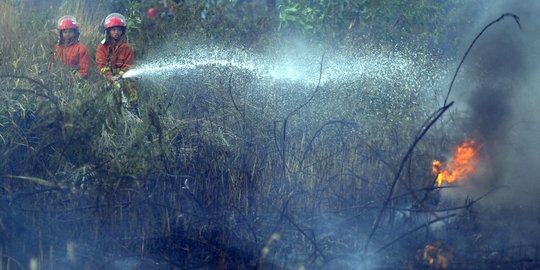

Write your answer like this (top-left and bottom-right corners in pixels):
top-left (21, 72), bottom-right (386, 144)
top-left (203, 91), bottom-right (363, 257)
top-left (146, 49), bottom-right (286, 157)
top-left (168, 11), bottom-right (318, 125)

top-left (53, 42), bottom-right (91, 78)
top-left (96, 39), bottom-right (134, 79)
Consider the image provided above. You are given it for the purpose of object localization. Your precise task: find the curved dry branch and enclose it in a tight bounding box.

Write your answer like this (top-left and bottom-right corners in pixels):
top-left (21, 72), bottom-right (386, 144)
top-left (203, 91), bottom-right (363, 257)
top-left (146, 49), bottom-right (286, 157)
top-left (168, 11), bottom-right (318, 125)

top-left (0, 254), bottom-right (25, 270)
top-left (275, 52), bottom-right (326, 180)
top-left (364, 102), bottom-right (453, 252)
top-left (0, 74), bottom-right (51, 91)
top-left (1, 75), bottom-right (63, 119)
top-left (300, 120), bottom-right (358, 167)
top-left (444, 13), bottom-right (520, 105)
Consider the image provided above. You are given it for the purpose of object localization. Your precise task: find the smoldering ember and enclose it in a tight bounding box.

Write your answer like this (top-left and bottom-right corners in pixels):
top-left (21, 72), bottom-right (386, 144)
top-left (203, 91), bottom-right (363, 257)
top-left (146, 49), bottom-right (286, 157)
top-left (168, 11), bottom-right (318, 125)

top-left (1, 1), bottom-right (540, 269)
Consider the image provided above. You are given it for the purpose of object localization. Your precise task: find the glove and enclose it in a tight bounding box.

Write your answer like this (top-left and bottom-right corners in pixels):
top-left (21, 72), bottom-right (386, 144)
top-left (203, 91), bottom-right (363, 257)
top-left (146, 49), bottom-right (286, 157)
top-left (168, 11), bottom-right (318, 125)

top-left (100, 67), bottom-right (111, 74)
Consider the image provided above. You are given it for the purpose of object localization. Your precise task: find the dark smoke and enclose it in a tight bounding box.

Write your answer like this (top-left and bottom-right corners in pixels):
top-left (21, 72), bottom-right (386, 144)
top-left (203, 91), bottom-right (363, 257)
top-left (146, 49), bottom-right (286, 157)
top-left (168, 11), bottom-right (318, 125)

top-left (463, 14), bottom-right (524, 144)
top-left (444, 0), bottom-right (540, 246)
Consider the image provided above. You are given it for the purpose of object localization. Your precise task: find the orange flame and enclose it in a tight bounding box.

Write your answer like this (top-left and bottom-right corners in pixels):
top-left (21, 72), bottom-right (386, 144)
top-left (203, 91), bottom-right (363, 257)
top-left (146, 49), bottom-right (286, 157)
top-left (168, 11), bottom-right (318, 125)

top-left (432, 139), bottom-right (480, 187)
top-left (422, 242), bottom-right (452, 269)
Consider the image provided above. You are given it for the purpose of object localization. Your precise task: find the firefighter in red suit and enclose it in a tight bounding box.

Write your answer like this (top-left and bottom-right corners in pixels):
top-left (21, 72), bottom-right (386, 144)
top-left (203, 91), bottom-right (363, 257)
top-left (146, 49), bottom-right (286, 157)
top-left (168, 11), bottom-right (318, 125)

top-left (49, 15), bottom-right (91, 79)
top-left (96, 13), bottom-right (139, 117)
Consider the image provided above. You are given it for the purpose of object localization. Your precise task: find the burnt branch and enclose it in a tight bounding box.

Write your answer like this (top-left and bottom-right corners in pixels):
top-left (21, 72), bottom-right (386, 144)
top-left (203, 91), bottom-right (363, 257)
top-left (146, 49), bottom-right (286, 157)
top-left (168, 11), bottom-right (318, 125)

top-left (389, 185), bottom-right (507, 213)
top-left (375, 213), bottom-right (457, 254)
top-left (444, 13), bottom-right (521, 105)
top-left (365, 102), bottom-right (453, 252)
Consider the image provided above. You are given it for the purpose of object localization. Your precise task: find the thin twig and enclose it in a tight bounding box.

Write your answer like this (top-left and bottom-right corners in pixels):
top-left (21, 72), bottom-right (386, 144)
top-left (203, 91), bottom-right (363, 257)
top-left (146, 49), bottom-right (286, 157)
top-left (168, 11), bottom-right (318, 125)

top-left (228, 72), bottom-right (242, 115)
top-left (3, 174), bottom-right (60, 188)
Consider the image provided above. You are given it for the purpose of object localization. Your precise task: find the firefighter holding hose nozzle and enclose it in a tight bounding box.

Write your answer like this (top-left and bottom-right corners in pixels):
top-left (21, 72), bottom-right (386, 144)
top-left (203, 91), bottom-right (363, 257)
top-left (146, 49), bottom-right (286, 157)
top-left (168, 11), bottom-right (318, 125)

top-left (96, 13), bottom-right (140, 117)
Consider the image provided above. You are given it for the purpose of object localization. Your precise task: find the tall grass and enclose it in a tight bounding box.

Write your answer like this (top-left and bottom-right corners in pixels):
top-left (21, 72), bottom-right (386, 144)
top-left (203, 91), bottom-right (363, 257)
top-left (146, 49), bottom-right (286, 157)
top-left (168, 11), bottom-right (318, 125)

top-left (0, 1), bottom-right (503, 269)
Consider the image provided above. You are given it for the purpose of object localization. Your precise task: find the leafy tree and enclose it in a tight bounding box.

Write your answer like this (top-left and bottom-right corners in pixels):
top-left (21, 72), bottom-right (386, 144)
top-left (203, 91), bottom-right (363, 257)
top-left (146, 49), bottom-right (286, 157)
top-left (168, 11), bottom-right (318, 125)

top-left (278, 0), bottom-right (454, 50)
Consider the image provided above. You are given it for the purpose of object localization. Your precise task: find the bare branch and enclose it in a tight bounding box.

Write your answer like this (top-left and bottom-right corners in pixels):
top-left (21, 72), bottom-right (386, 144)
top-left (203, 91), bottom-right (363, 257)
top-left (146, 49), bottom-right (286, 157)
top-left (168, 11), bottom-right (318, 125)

top-left (444, 13), bottom-right (520, 105)
top-left (375, 213), bottom-right (456, 254)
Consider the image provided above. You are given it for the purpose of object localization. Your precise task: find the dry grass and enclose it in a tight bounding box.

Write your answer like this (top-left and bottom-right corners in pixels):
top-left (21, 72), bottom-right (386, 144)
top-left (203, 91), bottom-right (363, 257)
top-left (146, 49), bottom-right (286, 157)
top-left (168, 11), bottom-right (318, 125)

top-left (1, 1), bottom-right (526, 270)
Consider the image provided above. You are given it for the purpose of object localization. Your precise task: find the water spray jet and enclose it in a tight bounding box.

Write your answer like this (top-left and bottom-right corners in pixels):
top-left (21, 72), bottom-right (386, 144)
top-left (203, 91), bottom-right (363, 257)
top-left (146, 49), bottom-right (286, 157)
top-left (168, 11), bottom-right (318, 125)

top-left (121, 46), bottom-right (441, 92)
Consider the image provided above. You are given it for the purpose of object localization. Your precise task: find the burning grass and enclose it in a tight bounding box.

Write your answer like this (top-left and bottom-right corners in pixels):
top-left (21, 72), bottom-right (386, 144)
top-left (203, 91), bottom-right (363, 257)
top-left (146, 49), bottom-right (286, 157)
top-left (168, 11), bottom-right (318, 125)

top-left (432, 138), bottom-right (482, 187)
top-left (0, 2), bottom-right (535, 270)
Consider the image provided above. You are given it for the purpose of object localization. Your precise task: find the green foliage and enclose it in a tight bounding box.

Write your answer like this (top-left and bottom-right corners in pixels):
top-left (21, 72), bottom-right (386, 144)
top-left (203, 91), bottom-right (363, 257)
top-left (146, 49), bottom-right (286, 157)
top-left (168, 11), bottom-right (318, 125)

top-left (199, 1), bottom-right (276, 45)
top-left (278, 0), bottom-right (450, 48)
top-left (124, 0), bottom-right (144, 34)
top-left (279, 0), bottom-right (365, 36)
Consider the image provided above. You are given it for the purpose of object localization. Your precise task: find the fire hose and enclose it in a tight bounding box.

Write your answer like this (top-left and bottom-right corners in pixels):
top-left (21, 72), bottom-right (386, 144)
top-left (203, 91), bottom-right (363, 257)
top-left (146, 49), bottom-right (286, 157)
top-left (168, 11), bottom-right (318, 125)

top-left (107, 75), bottom-right (128, 105)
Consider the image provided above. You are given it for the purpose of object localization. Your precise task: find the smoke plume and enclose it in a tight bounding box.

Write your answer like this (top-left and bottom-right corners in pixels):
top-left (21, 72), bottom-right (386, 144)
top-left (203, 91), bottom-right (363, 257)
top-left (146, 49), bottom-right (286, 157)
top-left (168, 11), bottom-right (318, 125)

top-left (446, 0), bottom-right (540, 246)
